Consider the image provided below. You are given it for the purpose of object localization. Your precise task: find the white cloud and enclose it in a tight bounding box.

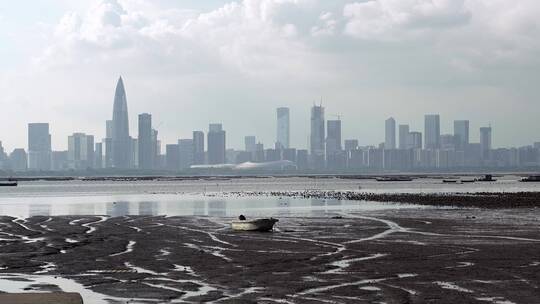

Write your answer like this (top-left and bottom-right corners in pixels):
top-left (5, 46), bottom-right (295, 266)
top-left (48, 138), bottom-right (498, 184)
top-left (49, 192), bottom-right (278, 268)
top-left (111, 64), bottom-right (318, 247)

top-left (343, 0), bottom-right (471, 40)
top-left (1, 0), bottom-right (540, 151)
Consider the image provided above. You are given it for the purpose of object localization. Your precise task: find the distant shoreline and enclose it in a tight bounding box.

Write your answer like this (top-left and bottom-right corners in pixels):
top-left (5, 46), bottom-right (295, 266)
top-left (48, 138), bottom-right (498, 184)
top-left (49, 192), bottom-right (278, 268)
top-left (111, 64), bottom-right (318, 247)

top-left (227, 190), bottom-right (540, 209)
top-left (1, 172), bottom-right (538, 182)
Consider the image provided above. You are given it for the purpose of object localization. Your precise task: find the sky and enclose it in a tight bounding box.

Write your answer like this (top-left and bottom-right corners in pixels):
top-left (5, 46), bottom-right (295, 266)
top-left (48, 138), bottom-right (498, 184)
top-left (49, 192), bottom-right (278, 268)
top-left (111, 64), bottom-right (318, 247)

top-left (1, 0), bottom-right (539, 152)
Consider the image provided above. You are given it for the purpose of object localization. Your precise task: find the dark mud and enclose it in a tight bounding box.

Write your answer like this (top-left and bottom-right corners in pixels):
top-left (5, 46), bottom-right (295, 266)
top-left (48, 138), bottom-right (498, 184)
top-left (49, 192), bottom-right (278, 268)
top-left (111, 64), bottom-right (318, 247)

top-left (232, 190), bottom-right (540, 208)
top-left (0, 209), bottom-right (539, 303)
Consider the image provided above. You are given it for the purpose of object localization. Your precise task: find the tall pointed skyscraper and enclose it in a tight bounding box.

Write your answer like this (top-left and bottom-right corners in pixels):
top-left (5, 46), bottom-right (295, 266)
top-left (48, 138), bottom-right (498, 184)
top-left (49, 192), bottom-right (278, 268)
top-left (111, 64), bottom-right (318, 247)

top-left (112, 76), bottom-right (131, 168)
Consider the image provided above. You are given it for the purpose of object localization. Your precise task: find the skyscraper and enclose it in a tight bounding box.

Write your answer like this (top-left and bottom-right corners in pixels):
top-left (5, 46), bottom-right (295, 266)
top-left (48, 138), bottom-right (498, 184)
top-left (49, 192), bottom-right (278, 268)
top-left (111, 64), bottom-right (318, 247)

top-left (151, 129), bottom-right (160, 168)
top-left (398, 124), bottom-right (410, 149)
top-left (104, 120), bottom-right (113, 168)
top-left (28, 123), bottom-right (51, 171)
top-left (453, 120), bottom-right (469, 151)
top-left (138, 113), bottom-right (153, 170)
top-left (112, 76), bottom-right (131, 168)
top-left (440, 134), bottom-right (456, 150)
top-left (480, 126), bottom-right (492, 160)
top-left (9, 149), bottom-right (27, 172)
top-left (95, 142), bottom-right (103, 169)
top-left (67, 133), bottom-right (94, 169)
top-left (407, 132), bottom-right (423, 149)
top-left (178, 139), bottom-right (194, 169)
top-left (165, 144), bottom-right (179, 170)
top-left (276, 107), bottom-right (290, 149)
top-left (326, 120), bottom-right (342, 153)
top-left (424, 114), bottom-right (440, 150)
top-left (310, 105), bottom-right (325, 169)
top-left (208, 123), bottom-right (226, 164)
top-left (385, 117), bottom-right (396, 149)
top-left (192, 131), bottom-right (205, 165)
top-left (326, 119), bottom-right (344, 169)
top-left (244, 136), bottom-right (256, 152)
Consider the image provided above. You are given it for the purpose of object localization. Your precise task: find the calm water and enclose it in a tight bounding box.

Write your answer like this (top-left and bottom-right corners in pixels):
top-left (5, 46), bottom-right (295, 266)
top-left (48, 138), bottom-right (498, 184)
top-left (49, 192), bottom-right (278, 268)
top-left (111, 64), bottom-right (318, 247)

top-left (0, 176), bottom-right (537, 218)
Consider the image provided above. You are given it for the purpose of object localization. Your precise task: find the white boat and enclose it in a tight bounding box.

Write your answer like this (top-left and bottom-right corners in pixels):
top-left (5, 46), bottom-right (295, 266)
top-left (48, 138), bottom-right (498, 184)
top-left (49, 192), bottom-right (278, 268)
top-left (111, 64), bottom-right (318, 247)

top-left (231, 218), bottom-right (279, 232)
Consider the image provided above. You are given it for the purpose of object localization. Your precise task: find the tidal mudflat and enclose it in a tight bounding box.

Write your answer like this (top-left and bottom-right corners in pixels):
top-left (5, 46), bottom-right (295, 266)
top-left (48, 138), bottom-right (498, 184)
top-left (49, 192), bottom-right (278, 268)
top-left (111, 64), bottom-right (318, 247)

top-left (0, 207), bottom-right (539, 303)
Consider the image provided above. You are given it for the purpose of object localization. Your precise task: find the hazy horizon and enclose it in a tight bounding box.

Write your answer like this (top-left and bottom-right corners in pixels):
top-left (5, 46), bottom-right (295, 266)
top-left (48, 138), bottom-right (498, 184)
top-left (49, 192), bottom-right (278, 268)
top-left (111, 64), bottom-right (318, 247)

top-left (1, 0), bottom-right (539, 152)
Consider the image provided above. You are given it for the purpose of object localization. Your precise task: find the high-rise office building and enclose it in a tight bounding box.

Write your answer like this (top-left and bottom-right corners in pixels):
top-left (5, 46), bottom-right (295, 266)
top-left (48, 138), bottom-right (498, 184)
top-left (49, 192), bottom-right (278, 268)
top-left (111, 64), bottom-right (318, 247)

top-left (9, 149), bottom-right (27, 172)
top-left (95, 142), bottom-right (103, 169)
top-left (111, 76), bottom-right (131, 168)
top-left (440, 134), bottom-right (456, 150)
top-left (244, 135), bottom-right (257, 153)
top-left (398, 124), bottom-right (410, 149)
top-left (296, 149), bottom-right (309, 170)
top-left (192, 131), bottom-right (205, 165)
top-left (326, 120), bottom-right (342, 153)
top-left (310, 104), bottom-right (325, 169)
top-left (424, 114), bottom-right (440, 150)
top-left (130, 138), bottom-right (138, 168)
top-left (282, 148), bottom-right (297, 162)
top-left (67, 133), bottom-right (94, 169)
top-left (454, 120), bottom-right (469, 151)
top-left (104, 120), bottom-right (113, 168)
top-left (178, 139), bottom-right (194, 169)
top-left (254, 142), bottom-right (265, 162)
top-left (245, 136), bottom-right (256, 152)
top-left (138, 113), bottom-right (153, 170)
top-left (106, 120), bottom-right (113, 138)
top-left (276, 107), bottom-right (290, 149)
top-left (151, 129), bottom-right (160, 169)
top-left (165, 144), bottom-right (179, 170)
top-left (103, 138), bottom-right (113, 168)
top-left (208, 123), bottom-right (226, 164)
top-left (407, 132), bottom-right (422, 149)
top-left (28, 123), bottom-right (51, 171)
top-left (385, 117), bottom-right (396, 149)
top-left (480, 126), bottom-right (492, 160)
top-left (326, 119), bottom-right (345, 169)
top-left (51, 151), bottom-right (68, 171)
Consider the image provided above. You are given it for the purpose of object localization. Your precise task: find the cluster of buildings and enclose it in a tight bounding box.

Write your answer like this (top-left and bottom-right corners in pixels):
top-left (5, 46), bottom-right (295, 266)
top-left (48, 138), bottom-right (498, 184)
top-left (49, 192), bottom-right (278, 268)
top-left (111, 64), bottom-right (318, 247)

top-left (1, 77), bottom-right (539, 173)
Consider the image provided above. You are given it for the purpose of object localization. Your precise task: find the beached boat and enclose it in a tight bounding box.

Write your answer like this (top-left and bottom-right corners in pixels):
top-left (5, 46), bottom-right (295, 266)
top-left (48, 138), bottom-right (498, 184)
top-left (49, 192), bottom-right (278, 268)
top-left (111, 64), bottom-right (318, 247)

top-left (231, 218), bottom-right (278, 232)
top-left (0, 181), bottom-right (17, 187)
top-left (521, 175), bottom-right (540, 182)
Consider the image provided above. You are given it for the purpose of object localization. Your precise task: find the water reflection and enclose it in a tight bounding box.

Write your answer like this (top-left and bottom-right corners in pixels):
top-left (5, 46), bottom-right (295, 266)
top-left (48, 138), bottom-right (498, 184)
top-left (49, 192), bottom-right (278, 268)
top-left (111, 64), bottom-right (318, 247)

top-left (106, 201), bottom-right (131, 217)
top-left (326, 198), bottom-right (342, 212)
top-left (276, 197), bottom-right (290, 216)
top-left (69, 203), bottom-right (95, 216)
top-left (0, 193), bottom-right (424, 218)
top-left (192, 200), bottom-right (205, 216)
top-left (29, 204), bottom-right (50, 217)
top-left (310, 198), bottom-right (326, 216)
top-left (139, 201), bottom-right (158, 216)
top-left (208, 200), bottom-right (226, 217)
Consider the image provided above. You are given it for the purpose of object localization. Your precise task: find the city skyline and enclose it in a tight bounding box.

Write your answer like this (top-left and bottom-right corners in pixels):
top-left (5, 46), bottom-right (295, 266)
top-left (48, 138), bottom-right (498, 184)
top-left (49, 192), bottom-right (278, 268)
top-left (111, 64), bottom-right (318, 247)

top-left (0, 76), bottom-right (534, 152)
top-left (1, 1), bottom-right (539, 152)
top-left (7, 76), bottom-right (535, 154)
top-left (1, 75), bottom-right (539, 173)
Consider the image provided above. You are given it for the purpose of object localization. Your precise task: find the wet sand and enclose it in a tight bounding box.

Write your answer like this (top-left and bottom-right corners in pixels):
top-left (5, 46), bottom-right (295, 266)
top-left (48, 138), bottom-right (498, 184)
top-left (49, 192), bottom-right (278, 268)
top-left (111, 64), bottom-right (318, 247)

top-left (0, 207), bottom-right (539, 303)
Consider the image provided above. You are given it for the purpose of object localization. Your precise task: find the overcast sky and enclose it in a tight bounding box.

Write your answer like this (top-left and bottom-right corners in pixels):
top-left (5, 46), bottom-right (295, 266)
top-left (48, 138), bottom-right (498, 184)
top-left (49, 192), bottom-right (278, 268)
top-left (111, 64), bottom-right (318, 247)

top-left (1, 0), bottom-right (539, 152)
